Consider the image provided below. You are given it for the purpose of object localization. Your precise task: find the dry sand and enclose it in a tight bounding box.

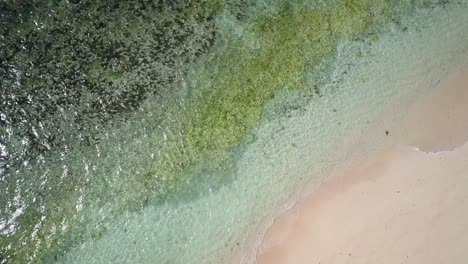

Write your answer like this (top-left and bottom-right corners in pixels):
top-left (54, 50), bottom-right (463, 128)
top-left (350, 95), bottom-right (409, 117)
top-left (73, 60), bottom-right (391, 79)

top-left (254, 70), bottom-right (468, 264)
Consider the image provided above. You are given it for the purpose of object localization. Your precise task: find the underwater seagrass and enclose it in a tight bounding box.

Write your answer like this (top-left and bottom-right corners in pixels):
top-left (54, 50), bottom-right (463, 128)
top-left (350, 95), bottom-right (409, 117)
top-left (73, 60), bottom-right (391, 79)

top-left (0, 0), bottom-right (462, 263)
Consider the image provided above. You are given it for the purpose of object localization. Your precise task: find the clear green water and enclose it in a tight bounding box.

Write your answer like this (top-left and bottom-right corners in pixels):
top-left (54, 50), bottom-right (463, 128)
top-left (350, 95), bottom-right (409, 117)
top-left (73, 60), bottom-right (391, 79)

top-left (1, 1), bottom-right (468, 263)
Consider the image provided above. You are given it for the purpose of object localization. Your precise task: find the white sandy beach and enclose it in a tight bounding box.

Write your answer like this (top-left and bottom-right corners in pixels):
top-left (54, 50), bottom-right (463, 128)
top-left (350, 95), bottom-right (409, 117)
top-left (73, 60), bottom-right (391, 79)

top-left (254, 69), bottom-right (468, 263)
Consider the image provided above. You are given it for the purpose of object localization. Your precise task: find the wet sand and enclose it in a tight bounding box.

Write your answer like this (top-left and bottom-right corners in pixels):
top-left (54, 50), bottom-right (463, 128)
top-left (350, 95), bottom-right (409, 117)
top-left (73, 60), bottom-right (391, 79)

top-left (254, 69), bottom-right (468, 263)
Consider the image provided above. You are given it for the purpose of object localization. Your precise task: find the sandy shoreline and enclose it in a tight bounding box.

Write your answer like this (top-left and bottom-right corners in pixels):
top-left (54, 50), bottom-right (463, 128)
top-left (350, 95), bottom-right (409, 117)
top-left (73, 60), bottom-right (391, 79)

top-left (253, 69), bottom-right (468, 263)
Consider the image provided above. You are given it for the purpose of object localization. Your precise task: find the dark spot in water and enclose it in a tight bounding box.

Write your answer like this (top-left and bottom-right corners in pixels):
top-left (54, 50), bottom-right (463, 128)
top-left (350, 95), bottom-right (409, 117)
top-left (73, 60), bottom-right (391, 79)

top-left (313, 85), bottom-right (322, 97)
top-left (385, 130), bottom-right (389, 136)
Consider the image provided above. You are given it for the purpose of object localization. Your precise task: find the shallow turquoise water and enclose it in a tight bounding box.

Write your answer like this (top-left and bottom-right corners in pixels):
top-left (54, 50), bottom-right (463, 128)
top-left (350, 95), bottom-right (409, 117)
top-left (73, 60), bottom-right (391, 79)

top-left (1, 1), bottom-right (468, 263)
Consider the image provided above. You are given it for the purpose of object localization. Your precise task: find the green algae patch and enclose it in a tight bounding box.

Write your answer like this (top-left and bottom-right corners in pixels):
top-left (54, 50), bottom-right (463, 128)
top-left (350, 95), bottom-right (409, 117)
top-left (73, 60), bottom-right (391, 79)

top-left (175, 6), bottom-right (338, 172)
top-left (148, 0), bottom-right (388, 190)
